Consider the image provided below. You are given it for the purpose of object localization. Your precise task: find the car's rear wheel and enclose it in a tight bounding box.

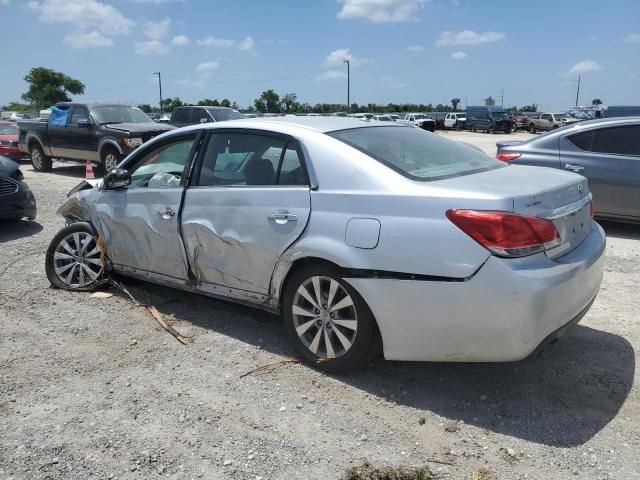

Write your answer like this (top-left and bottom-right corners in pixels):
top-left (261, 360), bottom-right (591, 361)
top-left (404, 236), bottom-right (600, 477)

top-left (528, 123), bottom-right (536, 134)
top-left (471, 125), bottom-right (477, 133)
top-left (283, 265), bottom-right (379, 373)
top-left (45, 222), bottom-right (104, 291)
top-left (31, 144), bottom-right (52, 172)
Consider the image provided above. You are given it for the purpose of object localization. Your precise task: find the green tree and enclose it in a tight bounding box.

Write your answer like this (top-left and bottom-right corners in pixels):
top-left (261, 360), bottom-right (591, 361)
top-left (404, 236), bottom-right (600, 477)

top-left (592, 98), bottom-right (603, 106)
top-left (220, 98), bottom-right (231, 108)
top-left (254, 89), bottom-right (281, 113)
top-left (137, 103), bottom-right (153, 113)
top-left (281, 92), bottom-right (298, 113)
top-left (483, 96), bottom-right (496, 106)
top-left (521, 103), bottom-right (538, 112)
top-left (197, 98), bottom-right (217, 106)
top-left (160, 97), bottom-right (184, 112)
top-left (451, 98), bottom-right (461, 111)
top-left (6, 102), bottom-right (38, 112)
top-left (21, 67), bottom-right (85, 109)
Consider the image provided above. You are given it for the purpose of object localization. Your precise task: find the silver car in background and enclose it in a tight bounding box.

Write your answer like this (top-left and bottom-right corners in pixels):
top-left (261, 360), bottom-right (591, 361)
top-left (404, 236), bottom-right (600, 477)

top-left (497, 117), bottom-right (640, 223)
top-left (45, 118), bottom-right (605, 372)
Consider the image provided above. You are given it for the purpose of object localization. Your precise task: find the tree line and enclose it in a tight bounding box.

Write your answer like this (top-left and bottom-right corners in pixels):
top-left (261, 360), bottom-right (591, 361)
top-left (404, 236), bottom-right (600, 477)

top-left (4, 67), bottom-right (605, 116)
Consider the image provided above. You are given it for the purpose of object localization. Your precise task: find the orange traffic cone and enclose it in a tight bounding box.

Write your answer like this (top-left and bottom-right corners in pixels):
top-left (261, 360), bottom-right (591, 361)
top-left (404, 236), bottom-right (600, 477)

top-left (85, 160), bottom-right (95, 180)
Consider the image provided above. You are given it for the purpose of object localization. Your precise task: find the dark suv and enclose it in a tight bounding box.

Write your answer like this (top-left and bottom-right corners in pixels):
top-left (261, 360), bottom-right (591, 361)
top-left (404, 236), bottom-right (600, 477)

top-left (170, 106), bottom-right (244, 128)
top-left (465, 106), bottom-right (513, 134)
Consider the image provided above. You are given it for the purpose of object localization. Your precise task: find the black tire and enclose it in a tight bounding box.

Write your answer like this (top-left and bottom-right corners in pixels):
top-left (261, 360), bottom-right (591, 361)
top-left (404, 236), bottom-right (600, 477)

top-left (45, 222), bottom-right (105, 291)
top-left (488, 126), bottom-right (494, 134)
top-left (283, 264), bottom-right (380, 373)
top-left (100, 147), bottom-right (123, 174)
top-left (455, 123), bottom-right (462, 131)
top-left (528, 123), bottom-right (536, 134)
top-left (471, 125), bottom-right (477, 133)
top-left (504, 126), bottom-right (511, 134)
top-left (30, 144), bottom-right (52, 172)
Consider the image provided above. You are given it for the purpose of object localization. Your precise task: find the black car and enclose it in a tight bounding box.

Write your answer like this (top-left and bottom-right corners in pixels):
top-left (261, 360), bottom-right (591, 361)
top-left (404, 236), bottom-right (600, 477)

top-left (169, 106), bottom-right (244, 128)
top-left (18, 103), bottom-right (175, 173)
top-left (465, 106), bottom-right (513, 134)
top-left (0, 155), bottom-right (36, 221)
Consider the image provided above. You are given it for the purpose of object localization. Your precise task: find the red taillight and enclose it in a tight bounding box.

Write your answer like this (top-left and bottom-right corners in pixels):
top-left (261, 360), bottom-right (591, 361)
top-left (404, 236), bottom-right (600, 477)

top-left (496, 152), bottom-right (521, 162)
top-left (446, 209), bottom-right (561, 257)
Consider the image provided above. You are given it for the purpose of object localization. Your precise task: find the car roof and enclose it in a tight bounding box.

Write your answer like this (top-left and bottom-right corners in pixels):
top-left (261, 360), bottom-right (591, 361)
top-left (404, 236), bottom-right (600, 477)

top-left (238, 116), bottom-right (405, 133)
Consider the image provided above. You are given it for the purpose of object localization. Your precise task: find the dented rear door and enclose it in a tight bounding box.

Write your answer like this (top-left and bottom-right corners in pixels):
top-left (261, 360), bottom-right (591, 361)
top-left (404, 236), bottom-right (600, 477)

top-left (181, 130), bottom-right (311, 295)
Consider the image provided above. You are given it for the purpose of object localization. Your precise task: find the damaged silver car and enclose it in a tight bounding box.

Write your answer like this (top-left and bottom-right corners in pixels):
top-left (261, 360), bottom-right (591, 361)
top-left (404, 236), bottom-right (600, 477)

top-left (46, 117), bottom-right (605, 372)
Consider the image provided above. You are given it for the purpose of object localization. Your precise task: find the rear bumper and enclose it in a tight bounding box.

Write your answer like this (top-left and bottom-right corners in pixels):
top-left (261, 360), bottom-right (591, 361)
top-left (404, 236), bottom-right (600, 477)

top-left (0, 146), bottom-right (25, 160)
top-left (347, 223), bottom-right (606, 362)
top-left (0, 189), bottom-right (37, 220)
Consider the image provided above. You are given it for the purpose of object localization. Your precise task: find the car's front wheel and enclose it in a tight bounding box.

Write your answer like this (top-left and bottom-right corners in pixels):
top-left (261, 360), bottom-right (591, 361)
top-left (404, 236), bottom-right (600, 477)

top-left (283, 265), bottom-right (379, 373)
top-left (45, 222), bottom-right (104, 291)
top-left (101, 147), bottom-right (123, 173)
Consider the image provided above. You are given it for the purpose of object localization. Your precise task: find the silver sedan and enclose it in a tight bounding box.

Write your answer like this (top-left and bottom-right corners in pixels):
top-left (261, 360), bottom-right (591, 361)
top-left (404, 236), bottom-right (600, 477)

top-left (45, 117), bottom-right (605, 372)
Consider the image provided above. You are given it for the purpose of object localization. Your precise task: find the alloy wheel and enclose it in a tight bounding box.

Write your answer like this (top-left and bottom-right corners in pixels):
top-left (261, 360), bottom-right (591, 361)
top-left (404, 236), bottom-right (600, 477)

top-left (52, 231), bottom-right (103, 288)
top-left (292, 276), bottom-right (358, 359)
top-left (104, 152), bottom-right (119, 171)
top-left (32, 149), bottom-right (42, 169)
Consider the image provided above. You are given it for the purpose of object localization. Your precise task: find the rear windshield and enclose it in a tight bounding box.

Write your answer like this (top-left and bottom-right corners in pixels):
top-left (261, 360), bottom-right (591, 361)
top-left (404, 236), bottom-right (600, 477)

top-left (90, 105), bottom-right (152, 124)
top-left (208, 109), bottom-right (244, 122)
top-left (329, 126), bottom-right (504, 181)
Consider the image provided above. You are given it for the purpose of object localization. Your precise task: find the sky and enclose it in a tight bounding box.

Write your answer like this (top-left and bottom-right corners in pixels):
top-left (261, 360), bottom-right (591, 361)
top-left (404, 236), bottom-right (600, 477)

top-left (1, 0), bottom-right (639, 111)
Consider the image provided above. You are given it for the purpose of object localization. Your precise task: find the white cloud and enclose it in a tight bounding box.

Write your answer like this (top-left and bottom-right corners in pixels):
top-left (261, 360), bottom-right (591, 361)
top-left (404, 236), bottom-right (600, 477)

top-left (337, 0), bottom-right (426, 23)
top-left (1, 0), bottom-right (12, 6)
top-left (143, 18), bottom-right (170, 40)
top-left (624, 33), bottom-right (640, 43)
top-left (134, 39), bottom-right (170, 56)
top-left (28, 0), bottom-right (134, 36)
top-left (324, 48), bottom-right (371, 67)
top-left (237, 36), bottom-right (255, 51)
top-left (63, 30), bottom-right (114, 48)
top-left (407, 44), bottom-right (424, 53)
top-left (316, 70), bottom-right (347, 81)
top-left (436, 30), bottom-right (505, 46)
top-left (197, 35), bottom-right (255, 52)
top-left (451, 50), bottom-right (467, 60)
top-left (568, 60), bottom-right (603, 75)
top-left (127, 0), bottom-right (184, 3)
top-left (197, 36), bottom-right (236, 48)
top-left (195, 61), bottom-right (220, 73)
top-left (170, 34), bottom-right (189, 46)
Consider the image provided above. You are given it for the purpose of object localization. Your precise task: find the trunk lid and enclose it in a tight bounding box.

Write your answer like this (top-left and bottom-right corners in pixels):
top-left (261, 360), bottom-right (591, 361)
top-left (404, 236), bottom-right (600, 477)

top-left (436, 164), bottom-right (592, 258)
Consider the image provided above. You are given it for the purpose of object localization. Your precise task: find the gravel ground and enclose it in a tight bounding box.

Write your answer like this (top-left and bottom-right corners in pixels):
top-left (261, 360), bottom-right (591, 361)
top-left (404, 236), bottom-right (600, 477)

top-left (1, 131), bottom-right (638, 480)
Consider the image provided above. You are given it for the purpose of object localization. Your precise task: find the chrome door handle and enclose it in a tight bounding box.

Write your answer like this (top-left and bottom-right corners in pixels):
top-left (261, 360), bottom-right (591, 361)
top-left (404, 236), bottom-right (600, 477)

top-left (268, 212), bottom-right (297, 224)
top-left (564, 164), bottom-right (584, 172)
top-left (158, 206), bottom-right (176, 219)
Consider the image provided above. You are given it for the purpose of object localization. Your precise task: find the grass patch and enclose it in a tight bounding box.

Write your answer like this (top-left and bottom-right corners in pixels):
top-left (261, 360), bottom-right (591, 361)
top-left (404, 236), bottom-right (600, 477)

top-left (344, 460), bottom-right (436, 480)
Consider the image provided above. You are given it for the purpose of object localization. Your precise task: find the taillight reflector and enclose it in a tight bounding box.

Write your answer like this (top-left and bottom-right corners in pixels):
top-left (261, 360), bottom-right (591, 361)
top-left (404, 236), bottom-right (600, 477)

top-left (446, 209), bottom-right (561, 257)
top-left (496, 152), bottom-right (521, 162)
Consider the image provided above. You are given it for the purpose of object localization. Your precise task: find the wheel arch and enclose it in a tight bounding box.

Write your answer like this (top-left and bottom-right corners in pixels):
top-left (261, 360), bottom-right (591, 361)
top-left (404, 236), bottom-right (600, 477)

top-left (98, 139), bottom-right (124, 162)
top-left (26, 134), bottom-right (45, 153)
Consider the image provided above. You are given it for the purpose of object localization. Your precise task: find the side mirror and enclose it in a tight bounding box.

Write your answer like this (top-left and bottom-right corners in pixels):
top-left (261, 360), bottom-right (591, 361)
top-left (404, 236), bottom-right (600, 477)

top-left (103, 168), bottom-right (131, 190)
top-left (77, 118), bottom-right (92, 128)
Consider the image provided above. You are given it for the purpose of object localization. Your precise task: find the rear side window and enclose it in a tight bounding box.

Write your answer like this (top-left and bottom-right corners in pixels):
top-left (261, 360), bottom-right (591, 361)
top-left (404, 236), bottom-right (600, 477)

top-left (172, 108), bottom-right (190, 123)
top-left (329, 126), bottom-right (503, 181)
top-left (567, 130), bottom-right (593, 151)
top-left (197, 133), bottom-right (308, 186)
top-left (592, 126), bottom-right (640, 156)
top-left (208, 109), bottom-right (244, 122)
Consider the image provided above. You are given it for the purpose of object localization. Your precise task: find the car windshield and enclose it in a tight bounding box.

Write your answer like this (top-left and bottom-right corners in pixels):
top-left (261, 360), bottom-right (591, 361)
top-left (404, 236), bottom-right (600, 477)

top-left (0, 124), bottom-right (18, 135)
top-left (413, 114), bottom-right (427, 119)
top-left (492, 112), bottom-right (510, 120)
top-left (329, 126), bottom-right (504, 181)
top-left (208, 108), bottom-right (244, 122)
top-left (90, 105), bottom-right (153, 124)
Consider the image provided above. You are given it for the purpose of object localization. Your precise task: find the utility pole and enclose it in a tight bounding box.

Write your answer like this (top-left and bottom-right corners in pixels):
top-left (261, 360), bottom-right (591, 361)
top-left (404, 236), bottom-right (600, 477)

top-left (499, 88), bottom-right (504, 106)
top-left (343, 59), bottom-right (350, 113)
top-left (575, 75), bottom-right (581, 107)
top-left (153, 71), bottom-right (163, 113)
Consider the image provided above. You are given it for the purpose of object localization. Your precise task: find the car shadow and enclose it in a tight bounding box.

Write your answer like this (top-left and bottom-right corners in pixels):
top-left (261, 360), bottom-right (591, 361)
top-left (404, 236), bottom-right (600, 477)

top-left (599, 220), bottom-right (640, 240)
top-left (0, 220), bottom-right (44, 243)
top-left (110, 280), bottom-right (634, 449)
top-left (46, 164), bottom-right (90, 179)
